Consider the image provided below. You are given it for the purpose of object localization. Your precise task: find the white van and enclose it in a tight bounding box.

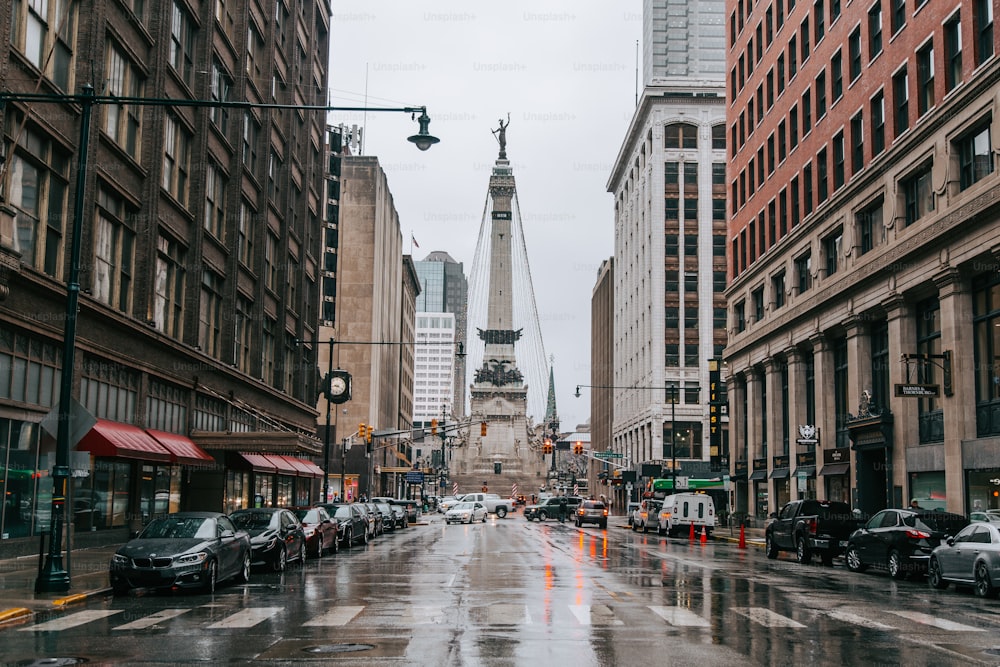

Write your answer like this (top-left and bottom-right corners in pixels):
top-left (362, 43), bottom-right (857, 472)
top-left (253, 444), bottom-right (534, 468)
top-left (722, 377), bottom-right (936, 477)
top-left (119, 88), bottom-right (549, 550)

top-left (657, 493), bottom-right (716, 537)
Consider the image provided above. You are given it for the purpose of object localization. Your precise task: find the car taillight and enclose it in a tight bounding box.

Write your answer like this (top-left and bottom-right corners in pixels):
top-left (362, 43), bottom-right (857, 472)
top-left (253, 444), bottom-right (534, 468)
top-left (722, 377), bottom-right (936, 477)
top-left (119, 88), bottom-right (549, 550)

top-left (905, 529), bottom-right (931, 539)
top-left (603, 509), bottom-right (608, 516)
top-left (806, 518), bottom-right (817, 535)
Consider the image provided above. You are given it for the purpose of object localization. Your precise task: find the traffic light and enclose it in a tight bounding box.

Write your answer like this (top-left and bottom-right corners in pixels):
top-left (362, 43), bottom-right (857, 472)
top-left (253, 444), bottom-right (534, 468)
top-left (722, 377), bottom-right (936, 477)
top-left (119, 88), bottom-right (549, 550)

top-left (480, 421), bottom-right (488, 437)
top-left (543, 440), bottom-right (553, 454)
top-left (573, 442), bottom-right (583, 455)
top-left (358, 422), bottom-right (366, 438)
top-left (366, 425), bottom-right (374, 443)
top-left (431, 418), bottom-right (438, 436)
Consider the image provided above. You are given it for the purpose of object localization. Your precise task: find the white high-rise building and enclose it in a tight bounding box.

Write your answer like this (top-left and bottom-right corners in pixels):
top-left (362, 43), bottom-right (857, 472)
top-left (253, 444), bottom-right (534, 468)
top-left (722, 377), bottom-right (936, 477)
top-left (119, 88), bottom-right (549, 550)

top-left (413, 312), bottom-right (457, 425)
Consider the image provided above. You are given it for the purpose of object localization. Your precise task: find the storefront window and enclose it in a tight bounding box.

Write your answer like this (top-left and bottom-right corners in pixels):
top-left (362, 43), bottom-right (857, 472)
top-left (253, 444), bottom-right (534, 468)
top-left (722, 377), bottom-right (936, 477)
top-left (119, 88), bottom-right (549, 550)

top-left (909, 470), bottom-right (946, 510)
top-left (966, 470), bottom-right (1000, 513)
top-left (0, 419), bottom-right (43, 539)
top-left (225, 470), bottom-right (249, 514)
top-left (276, 476), bottom-right (292, 507)
top-left (253, 474), bottom-right (273, 507)
top-left (973, 275), bottom-right (1000, 436)
top-left (137, 464), bottom-right (176, 524)
top-left (87, 459), bottom-right (132, 528)
top-left (294, 479), bottom-right (311, 506)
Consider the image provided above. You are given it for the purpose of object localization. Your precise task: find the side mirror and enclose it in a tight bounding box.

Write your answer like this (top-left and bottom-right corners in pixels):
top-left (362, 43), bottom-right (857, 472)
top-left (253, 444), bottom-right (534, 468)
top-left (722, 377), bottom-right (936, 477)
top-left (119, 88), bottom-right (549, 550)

top-left (220, 529), bottom-right (235, 539)
top-left (946, 537), bottom-right (955, 546)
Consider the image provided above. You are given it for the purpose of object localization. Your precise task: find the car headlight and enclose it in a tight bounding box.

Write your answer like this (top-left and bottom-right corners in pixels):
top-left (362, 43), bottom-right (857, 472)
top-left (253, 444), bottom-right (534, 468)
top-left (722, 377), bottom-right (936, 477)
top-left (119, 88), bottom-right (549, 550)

top-left (112, 554), bottom-right (129, 566)
top-left (303, 526), bottom-right (316, 538)
top-left (176, 551), bottom-right (209, 566)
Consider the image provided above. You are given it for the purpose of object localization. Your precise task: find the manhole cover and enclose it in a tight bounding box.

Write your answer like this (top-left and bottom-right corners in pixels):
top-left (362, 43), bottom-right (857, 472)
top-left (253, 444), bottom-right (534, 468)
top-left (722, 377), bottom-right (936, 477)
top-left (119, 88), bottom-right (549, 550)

top-left (16, 660), bottom-right (89, 666)
top-left (304, 644), bottom-right (375, 654)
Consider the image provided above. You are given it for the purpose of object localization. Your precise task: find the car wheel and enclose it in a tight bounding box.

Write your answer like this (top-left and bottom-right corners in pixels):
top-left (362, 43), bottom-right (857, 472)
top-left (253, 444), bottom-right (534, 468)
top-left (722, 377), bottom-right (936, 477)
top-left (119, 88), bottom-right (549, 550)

top-left (316, 537), bottom-right (326, 558)
top-left (482, 513), bottom-right (487, 523)
top-left (344, 528), bottom-right (353, 548)
top-left (795, 537), bottom-right (812, 565)
top-left (362, 526), bottom-right (369, 544)
top-left (332, 534), bottom-right (340, 555)
top-left (975, 562), bottom-right (997, 598)
top-left (642, 521), bottom-right (649, 534)
top-left (204, 560), bottom-right (218, 594)
top-left (273, 546), bottom-right (287, 572)
top-left (237, 553), bottom-right (251, 583)
top-left (297, 541), bottom-right (307, 564)
top-left (575, 518), bottom-right (581, 527)
top-left (765, 534), bottom-right (778, 560)
top-left (888, 550), bottom-right (907, 580)
top-left (845, 545), bottom-right (867, 573)
top-left (631, 521), bottom-right (638, 532)
top-left (928, 557), bottom-right (949, 589)
top-left (496, 507), bottom-right (508, 518)
top-left (658, 526), bottom-right (665, 536)
top-left (539, 511), bottom-right (548, 522)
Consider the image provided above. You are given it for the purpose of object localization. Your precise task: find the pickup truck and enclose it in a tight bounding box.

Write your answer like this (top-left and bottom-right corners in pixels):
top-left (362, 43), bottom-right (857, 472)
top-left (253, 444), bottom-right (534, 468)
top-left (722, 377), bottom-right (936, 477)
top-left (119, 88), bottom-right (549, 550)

top-left (456, 493), bottom-right (512, 518)
top-left (765, 499), bottom-right (862, 565)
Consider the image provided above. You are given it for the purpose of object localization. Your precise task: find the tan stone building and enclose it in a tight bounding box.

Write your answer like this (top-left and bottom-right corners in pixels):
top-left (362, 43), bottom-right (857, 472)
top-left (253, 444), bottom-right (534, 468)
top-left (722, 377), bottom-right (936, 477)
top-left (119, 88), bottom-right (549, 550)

top-left (725, 0), bottom-right (1000, 518)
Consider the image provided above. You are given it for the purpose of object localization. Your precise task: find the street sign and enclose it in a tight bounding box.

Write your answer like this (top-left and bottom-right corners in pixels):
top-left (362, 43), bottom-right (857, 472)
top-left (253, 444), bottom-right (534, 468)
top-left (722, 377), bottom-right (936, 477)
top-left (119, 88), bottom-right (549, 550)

top-left (405, 471), bottom-right (425, 484)
top-left (894, 383), bottom-right (939, 397)
top-left (593, 451), bottom-right (623, 459)
top-left (676, 476), bottom-right (690, 490)
top-left (40, 398), bottom-right (97, 448)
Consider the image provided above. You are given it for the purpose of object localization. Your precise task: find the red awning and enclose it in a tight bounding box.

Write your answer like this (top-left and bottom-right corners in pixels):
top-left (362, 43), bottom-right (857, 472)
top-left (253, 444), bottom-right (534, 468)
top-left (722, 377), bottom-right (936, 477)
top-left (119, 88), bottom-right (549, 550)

top-left (279, 456), bottom-right (324, 478)
top-left (236, 452), bottom-right (278, 473)
top-left (264, 454), bottom-right (300, 476)
top-left (146, 430), bottom-right (215, 466)
top-left (77, 420), bottom-right (172, 462)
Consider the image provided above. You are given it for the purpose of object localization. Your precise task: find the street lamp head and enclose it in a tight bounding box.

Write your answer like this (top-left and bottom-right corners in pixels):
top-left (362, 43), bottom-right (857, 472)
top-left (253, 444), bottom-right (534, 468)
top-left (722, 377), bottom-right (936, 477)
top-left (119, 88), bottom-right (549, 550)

top-left (574, 386), bottom-right (581, 398)
top-left (407, 109), bottom-right (440, 151)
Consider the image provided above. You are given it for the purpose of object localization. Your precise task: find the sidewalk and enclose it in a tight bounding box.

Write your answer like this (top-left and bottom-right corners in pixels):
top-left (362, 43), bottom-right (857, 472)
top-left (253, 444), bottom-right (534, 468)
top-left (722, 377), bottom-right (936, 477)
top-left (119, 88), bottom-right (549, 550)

top-left (0, 544), bottom-right (119, 625)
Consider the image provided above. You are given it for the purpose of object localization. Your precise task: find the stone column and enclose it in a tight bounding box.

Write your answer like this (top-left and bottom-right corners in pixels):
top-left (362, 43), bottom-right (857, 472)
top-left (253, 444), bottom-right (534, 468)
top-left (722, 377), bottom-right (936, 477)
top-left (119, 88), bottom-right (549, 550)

top-left (763, 357), bottom-right (782, 504)
top-left (729, 371), bottom-right (749, 512)
top-left (746, 368), bottom-right (764, 515)
top-left (936, 269), bottom-right (976, 514)
top-left (786, 347), bottom-right (807, 500)
top-left (884, 295), bottom-right (915, 500)
top-left (810, 334), bottom-right (835, 500)
top-left (845, 316), bottom-right (873, 408)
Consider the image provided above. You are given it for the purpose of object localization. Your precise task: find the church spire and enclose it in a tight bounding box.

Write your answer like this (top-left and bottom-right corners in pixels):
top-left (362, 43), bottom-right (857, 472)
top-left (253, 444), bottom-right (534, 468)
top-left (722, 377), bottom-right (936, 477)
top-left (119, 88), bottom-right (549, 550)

top-left (544, 357), bottom-right (558, 429)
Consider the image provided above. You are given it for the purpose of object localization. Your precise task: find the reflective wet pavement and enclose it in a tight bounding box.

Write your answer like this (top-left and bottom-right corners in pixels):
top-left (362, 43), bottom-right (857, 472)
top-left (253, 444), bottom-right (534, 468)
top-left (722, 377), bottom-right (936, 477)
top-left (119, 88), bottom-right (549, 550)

top-left (2, 514), bottom-right (999, 666)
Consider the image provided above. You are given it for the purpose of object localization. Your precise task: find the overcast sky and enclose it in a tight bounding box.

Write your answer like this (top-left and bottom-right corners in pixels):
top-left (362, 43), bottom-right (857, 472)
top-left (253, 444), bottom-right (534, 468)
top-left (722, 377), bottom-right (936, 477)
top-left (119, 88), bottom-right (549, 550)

top-left (329, 3), bottom-right (643, 430)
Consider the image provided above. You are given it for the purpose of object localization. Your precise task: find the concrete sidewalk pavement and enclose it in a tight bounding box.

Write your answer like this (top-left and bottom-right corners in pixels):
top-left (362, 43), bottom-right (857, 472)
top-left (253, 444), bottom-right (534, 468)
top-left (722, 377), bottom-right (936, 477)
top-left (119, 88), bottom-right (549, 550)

top-left (0, 544), bottom-right (120, 626)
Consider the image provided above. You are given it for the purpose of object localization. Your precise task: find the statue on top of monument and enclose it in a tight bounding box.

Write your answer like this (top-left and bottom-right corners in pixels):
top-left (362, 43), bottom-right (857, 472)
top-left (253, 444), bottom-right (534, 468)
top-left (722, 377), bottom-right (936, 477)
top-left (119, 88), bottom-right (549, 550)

top-left (492, 113), bottom-right (510, 159)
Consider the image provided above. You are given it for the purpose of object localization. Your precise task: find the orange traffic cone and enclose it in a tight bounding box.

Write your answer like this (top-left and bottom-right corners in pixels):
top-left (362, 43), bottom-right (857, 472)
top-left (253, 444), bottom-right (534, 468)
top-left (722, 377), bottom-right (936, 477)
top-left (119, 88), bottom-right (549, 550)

top-left (700, 527), bottom-right (707, 544)
top-left (738, 524), bottom-right (747, 549)
top-left (689, 524), bottom-right (695, 541)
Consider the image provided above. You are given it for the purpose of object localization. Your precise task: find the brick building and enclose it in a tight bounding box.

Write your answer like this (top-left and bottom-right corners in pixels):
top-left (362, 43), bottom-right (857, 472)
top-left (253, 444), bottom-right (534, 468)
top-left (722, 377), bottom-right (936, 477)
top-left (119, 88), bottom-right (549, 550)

top-left (724, 0), bottom-right (1000, 517)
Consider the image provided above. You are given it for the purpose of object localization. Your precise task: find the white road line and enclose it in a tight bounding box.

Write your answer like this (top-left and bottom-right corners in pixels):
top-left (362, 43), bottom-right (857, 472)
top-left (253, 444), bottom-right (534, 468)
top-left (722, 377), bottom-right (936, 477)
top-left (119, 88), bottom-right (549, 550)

top-left (568, 604), bottom-right (621, 626)
top-left (648, 605), bottom-right (711, 627)
top-left (889, 610), bottom-right (985, 632)
top-left (206, 607), bottom-right (283, 629)
top-left (303, 606), bottom-right (364, 627)
top-left (406, 605), bottom-right (446, 625)
top-left (732, 607), bottom-right (806, 628)
top-left (821, 609), bottom-right (896, 631)
top-left (20, 610), bottom-right (123, 632)
top-left (113, 608), bottom-right (191, 630)
top-left (486, 604), bottom-right (527, 625)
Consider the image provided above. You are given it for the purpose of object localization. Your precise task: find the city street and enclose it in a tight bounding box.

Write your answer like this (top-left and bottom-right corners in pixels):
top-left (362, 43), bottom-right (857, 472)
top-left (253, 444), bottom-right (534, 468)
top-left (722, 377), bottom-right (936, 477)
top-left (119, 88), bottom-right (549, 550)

top-left (2, 514), bottom-right (999, 666)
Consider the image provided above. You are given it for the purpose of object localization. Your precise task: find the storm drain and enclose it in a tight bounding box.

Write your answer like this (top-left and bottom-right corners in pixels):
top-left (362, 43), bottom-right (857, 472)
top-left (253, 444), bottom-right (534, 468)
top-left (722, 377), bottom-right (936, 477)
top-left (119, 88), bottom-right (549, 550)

top-left (303, 644), bottom-right (376, 654)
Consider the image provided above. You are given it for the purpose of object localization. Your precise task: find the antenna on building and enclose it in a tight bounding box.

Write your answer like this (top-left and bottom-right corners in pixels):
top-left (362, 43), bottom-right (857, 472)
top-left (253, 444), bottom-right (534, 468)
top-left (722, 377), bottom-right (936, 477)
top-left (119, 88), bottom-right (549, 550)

top-left (635, 40), bottom-right (639, 107)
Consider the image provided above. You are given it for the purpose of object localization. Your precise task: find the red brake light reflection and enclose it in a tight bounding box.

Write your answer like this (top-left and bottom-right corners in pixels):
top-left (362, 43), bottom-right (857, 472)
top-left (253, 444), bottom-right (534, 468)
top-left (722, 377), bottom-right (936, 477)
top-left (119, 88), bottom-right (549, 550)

top-left (905, 529), bottom-right (931, 539)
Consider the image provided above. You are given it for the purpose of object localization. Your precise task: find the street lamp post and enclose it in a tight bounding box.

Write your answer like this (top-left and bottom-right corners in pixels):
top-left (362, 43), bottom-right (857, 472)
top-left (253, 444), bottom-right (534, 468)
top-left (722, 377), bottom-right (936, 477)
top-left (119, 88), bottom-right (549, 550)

top-left (0, 85), bottom-right (439, 593)
top-left (668, 382), bottom-right (677, 494)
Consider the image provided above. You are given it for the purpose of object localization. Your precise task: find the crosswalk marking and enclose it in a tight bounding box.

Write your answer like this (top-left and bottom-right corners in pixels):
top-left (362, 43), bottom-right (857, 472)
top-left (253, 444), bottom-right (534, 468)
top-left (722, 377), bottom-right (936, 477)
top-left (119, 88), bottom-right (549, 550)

top-left (821, 609), bottom-right (896, 631)
top-left (206, 607), bottom-right (283, 629)
top-left (568, 604), bottom-right (623, 626)
top-left (302, 606), bottom-right (364, 627)
top-left (486, 604), bottom-right (527, 625)
top-left (648, 605), bottom-right (711, 627)
top-left (404, 605), bottom-right (446, 625)
top-left (732, 607), bottom-right (806, 628)
top-left (889, 610), bottom-right (984, 632)
top-left (114, 608), bottom-right (191, 630)
top-left (20, 610), bottom-right (122, 632)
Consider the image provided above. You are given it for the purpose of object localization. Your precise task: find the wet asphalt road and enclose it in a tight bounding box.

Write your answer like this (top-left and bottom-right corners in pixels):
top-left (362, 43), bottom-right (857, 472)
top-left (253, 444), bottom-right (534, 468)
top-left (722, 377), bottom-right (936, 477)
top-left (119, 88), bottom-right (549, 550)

top-left (3, 514), bottom-right (1000, 666)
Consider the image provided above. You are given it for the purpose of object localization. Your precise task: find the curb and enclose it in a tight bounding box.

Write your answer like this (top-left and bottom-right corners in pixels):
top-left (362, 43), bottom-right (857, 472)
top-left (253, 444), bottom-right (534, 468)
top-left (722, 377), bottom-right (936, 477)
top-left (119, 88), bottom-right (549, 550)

top-left (0, 587), bottom-right (111, 625)
top-left (0, 607), bottom-right (32, 625)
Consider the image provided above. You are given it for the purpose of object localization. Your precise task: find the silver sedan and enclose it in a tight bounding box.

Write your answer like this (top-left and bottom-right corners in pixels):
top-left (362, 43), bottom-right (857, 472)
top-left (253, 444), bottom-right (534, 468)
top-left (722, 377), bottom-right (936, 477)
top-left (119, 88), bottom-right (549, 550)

top-left (445, 501), bottom-right (488, 524)
top-left (928, 521), bottom-right (1000, 598)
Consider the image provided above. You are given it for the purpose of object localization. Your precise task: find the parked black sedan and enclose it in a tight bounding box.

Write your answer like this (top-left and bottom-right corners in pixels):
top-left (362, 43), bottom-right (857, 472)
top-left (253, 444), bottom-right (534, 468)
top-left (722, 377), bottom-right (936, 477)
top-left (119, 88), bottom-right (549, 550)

top-left (319, 503), bottom-right (369, 547)
top-left (845, 508), bottom-right (970, 579)
top-left (109, 512), bottom-right (251, 595)
top-left (230, 507), bottom-right (307, 572)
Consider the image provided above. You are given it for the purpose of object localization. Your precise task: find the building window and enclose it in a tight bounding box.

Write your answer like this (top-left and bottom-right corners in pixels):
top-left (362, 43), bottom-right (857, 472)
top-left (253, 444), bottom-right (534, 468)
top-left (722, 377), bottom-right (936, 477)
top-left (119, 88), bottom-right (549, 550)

top-left (796, 252), bottom-right (812, 293)
top-left (856, 197), bottom-right (884, 254)
top-left (243, 112), bottom-right (259, 174)
top-left (849, 27), bottom-right (862, 81)
top-left (893, 67), bottom-right (909, 135)
top-left (262, 318), bottom-right (275, 385)
top-left (869, 3), bottom-right (883, 59)
top-left (264, 231), bottom-right (279, 293)
top-left (870, 320), bottom-right (890, 413)
top-left (816, 70), bottom-right (827, 118)
top-left (204, 163), bottom-right (226, 239)
top-left (153, 235), bottom-right (186, 338)
top-left (890, 0), bottom-right (905, 34)
top-left (170, 0), bottom-right (195, 86)
top-left (790, 175), bottom-right (801, 226)
top-left (973, 274), bottom-right (1000, 436)
top-left (752, 287), bottom-right (765, 322)
top-left (957, 122), bottom-right (994, 190)
top-left (917, 43), bottom-right (935, 115)
top-left (976, 0), bottom-right (994, 65)
top-left (916, 299), bottom-right (943, 443)
top-left (824, 230), bottom-right (842, 276)
top-left (247, 23), bottom-right (262, 80)
top-left (832, 51), bottom-right (843, 101)
top-left (9, 0), bottom-right (76, 90)
top-left (238, 201), bottom-right (255, 267)
top-left (778, 120), bottom-right (787, 161)
top-left (803, 162), bottom-right (814, 214)
top-left (199, 271), bottom-right (224, 358)
top-left (851, 111), bottom-right (864, 174)
top-left (778, 53), bottom-right (786, 92)
top-left (162, 115), bottom-right (191, 207)
top-left (147, 379), bottom-right (187, 433)
top-left (80, 357), bottom-right (138, 423)
top-left (831, 0), bottom-right (841, 22)
top-left (801, 18), bottom-right (811, 62)
top-left (210, 60), bottom-right (232, 134)
top-left (789, 35), bottom-right (798, 76)
top-left (5, 124), bottom-right (69, 277)
top-left (772, 272), bottom-right (786, 309)
top-left (194, 394), bottom-right (227, 432)
top-left (665, 123), bottom-right (698, 149)
top-left (814, 0), bottom-right (825, 42)
top-left (817, 148), bottom-right (828, 203)
top-left (833, 337), bottom-right (849, 447)
top-left (872, 91), bottom-right (886, 155)
top-left (735, 301), bottom-right (746, 332)
top-left (0, 325), bottom-right (62, 408)
top-left (712, 124), bottom-right (726, 149)
top-left (902, 162), bottom-right (934, 225)
top-left (802, 89), bottom-right (812, 134)
top-left (790, 105), bottom-right (799, 147)
top-left (945, 15), bottom-right (963, 93)
top-left (234, 297), bottom-right (253, 374)
top-left (833, 132), bottom-right (845, 189)
top-left (94, 187), bottom-right (135, 313)
top-left (104, 42), bottom-right (143, 158)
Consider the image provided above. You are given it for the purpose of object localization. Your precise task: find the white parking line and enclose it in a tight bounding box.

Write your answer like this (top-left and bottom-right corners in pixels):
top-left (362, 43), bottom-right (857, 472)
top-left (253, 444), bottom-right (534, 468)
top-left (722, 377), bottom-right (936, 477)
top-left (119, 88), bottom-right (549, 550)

top-left (648, 605), bottom-right (711, 627)
top-left (20, 610), bottom-right (122, 632)
top-left (206, 607), bottom-right (283, 629)
top-left (568, 604), bottom-right (624, 626)
top-left (303, 606), bottom-right (364, 627)
top-left (114, 608), bottom-right (191, 630)
top-left (732, 607), bottom-right (806, 628)
top-left (889, 610), bottom-right (985, 632)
